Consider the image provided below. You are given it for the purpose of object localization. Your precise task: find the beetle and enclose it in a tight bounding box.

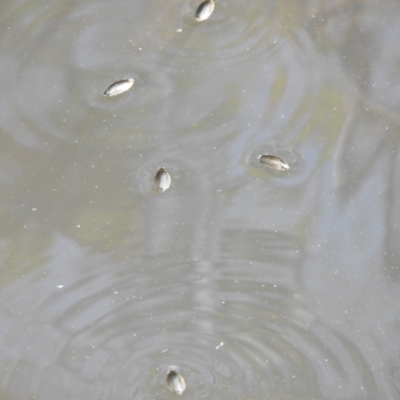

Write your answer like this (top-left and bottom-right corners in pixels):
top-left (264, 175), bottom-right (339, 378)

top-left (259, 155), bottom-right (290, 171)
top-left (195, 0), bottom-right (215, 22)
top-left (155, 167), bottom-right (171, 192)
top-left (167, 370), bottom-right (186, 395)
top-left (103, 78), bottom-right (134, 97)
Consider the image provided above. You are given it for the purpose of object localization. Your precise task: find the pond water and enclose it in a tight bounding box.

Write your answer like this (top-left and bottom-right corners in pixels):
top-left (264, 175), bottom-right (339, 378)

top-left (1, 0), bottom-right (400, 399)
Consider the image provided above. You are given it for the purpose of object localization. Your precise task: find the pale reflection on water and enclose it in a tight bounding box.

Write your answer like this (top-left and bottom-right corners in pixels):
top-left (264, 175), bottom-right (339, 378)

top-left (0, 0), bottom-right (400, 399)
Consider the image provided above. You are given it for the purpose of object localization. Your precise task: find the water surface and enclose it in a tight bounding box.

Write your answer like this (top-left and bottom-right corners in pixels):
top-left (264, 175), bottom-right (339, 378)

top-left (1, 0), bottom-right (400, 399)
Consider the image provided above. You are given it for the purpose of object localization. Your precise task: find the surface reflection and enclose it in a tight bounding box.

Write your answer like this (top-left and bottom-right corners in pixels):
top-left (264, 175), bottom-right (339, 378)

top-left (0, 0), bottom-right (400, 399)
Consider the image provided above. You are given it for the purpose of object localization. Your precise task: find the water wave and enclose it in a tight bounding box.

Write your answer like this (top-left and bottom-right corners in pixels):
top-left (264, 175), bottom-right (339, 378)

top-left (0, 248), bottom-right (385, 399)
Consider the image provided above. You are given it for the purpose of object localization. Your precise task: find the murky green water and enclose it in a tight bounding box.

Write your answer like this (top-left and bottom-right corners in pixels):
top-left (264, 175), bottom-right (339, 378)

top-left (1, 0), bottom-right (400, 399)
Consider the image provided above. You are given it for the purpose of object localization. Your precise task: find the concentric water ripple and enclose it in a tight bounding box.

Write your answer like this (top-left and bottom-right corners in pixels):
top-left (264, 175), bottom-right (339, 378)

top-left (0, 0), bottom-right (336, 161)
top-left (1, 1), bottom-right (400, 400)
top-left (1, 244), bottom-right (387, 399)
top-left (158, 0), bottom-right (280, 66)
